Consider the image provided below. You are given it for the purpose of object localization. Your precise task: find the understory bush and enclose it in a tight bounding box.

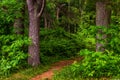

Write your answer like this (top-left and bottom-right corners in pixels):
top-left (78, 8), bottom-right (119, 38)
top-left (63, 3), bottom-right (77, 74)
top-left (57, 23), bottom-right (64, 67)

top-left (54, 49), bottom-right (120, 79)
top-left (53, 24), bottom-right (120, 79)
top-left (106, 24), bottom-right (120, 54)
top-left (0, 35), bottom-right (30, 76)
top-left (40, 28), bottom-right (82, 58)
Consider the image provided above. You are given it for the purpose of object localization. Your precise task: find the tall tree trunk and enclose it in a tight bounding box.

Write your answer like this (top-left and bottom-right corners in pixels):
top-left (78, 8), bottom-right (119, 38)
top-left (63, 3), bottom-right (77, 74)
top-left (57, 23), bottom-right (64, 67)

top-left (96, 1), bottom-right (111, 52)
top-left (27, 0), bottom-right (45, 66)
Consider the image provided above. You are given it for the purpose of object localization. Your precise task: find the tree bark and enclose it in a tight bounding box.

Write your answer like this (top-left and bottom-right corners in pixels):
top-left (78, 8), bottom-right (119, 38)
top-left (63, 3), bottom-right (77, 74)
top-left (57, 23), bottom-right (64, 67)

top-left (27, 0), bottom-right (45, 66)
top-left (96, 0), bottom-right (111, 52)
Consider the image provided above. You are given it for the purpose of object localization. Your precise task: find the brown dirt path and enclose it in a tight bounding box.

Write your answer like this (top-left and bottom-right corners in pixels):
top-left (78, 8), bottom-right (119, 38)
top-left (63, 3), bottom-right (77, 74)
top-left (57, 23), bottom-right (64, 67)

top-left (31, 57), bottom-right (82, 80)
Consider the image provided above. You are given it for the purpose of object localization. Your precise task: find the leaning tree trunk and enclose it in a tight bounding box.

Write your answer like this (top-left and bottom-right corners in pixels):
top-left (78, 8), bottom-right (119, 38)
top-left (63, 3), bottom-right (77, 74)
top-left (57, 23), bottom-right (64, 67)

top-left (27, 0), bottom-right (45, 66)
top-left (96, 0), bottom-right (111, 52)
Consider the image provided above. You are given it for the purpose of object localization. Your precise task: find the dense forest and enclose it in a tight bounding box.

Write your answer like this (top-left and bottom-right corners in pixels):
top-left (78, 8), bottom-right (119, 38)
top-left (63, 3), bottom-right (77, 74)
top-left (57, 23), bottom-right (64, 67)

top-left (0, 0), bottom-right (120, 80)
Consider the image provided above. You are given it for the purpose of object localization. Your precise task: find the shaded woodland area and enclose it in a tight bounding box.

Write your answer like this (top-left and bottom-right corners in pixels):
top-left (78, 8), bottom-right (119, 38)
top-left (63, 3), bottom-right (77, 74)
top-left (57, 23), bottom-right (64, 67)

top-left (0, 0), bottom-right (120, 79)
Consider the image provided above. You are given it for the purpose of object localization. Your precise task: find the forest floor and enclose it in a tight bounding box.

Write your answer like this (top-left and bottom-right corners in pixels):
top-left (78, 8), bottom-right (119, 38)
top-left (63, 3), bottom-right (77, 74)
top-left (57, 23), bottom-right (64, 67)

top-left (31, 57), bottom-right (83, 80)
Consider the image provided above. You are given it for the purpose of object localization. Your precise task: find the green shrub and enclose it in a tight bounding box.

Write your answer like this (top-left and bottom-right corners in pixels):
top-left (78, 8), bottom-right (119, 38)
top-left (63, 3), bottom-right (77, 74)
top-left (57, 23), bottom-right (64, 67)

top-left (0, 0), bottom-right (24, 35)
top-left (53, 24), bottom-right (120, 79)
top-left (79, 49), bottom-right (120, 78)
top-left (40, 28), bottom-right (82, 57)
top-left (106, 24), bottom-right (120, 54)
top-left (0, 35), bottom-right (30, 76)
top-left (54, 49), bottom-right (120, 79)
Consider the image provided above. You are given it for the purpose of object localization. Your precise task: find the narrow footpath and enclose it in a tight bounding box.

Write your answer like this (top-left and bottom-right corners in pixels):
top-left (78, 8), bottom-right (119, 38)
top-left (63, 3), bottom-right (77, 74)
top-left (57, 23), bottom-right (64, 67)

top-left (31, 57), bottom-right (82, 80)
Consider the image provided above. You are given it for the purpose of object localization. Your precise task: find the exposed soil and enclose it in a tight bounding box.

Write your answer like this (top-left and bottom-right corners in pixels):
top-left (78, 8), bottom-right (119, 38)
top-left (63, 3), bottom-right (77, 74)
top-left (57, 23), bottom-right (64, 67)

top-left (31, 57), bottom-right (82, 80)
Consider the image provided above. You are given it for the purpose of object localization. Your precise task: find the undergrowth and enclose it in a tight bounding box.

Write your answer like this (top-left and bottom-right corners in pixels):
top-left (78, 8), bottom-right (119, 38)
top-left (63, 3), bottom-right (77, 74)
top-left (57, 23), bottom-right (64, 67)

top-left (53, 49), bottom-right (120, 80)
top-left (0, 65), bottom-right (50, 80)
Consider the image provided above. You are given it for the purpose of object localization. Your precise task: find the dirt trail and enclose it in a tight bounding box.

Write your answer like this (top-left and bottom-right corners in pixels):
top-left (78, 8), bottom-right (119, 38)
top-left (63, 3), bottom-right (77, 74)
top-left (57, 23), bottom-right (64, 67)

top-left (31, 57), bottom-right (82, 80)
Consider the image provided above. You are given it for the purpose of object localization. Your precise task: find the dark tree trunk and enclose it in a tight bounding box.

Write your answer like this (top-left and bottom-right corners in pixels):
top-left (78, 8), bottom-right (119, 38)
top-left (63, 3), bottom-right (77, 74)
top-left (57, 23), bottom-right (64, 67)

top-left (14, 0), bottom-right (25, 34)
top-left (43, 10), bottom-right (48, 29)
top-left (44, 14), bottom-right (48, 29)
top-left (27, 0), bottom-right (45, 66)
top-left (56, 7), bottom-right (60, 20)
top-left (96, 1), bottom-right (111, 52)
top-left (14, 18), bottom-right (24, 34)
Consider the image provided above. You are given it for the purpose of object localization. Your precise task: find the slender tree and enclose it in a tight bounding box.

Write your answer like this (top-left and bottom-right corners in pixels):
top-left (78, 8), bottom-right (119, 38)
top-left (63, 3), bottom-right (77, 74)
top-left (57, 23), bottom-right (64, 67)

top-left (26, 0), bottom-right (45, 66)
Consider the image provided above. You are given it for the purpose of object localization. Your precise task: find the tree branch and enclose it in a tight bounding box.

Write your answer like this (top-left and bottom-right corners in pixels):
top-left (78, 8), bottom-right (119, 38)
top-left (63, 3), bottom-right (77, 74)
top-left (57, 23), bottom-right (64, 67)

top-left (60, 4), bottom-right (66, 8)
top-left (37, 0), bottom-right (45, 17)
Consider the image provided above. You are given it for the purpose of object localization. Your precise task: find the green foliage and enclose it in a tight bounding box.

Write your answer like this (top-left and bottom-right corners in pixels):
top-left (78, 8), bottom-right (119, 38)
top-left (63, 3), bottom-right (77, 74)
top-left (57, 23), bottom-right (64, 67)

top-left (0, 65), bottom-right (50, 80)
top-left (76, 26), bottom-right (97, 50)
top-left (0, 0), bottom-right (120, 79)
top-left (40, 28), bottom-right (81, 58)
top-left (53, 18), bottom-right (120, 79)
top-left (79, 49), bottom-right (120, 78)
top-left (0, 0), bottom-right (24, 19)
top-left (0, 0), bottom-right (25, 35)
top-left (0, 35), bottom-right (30, 76)
top-left (106, 24), bottom-right (120, 53)
top-left (54, 49), bottom-right (120, 79)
